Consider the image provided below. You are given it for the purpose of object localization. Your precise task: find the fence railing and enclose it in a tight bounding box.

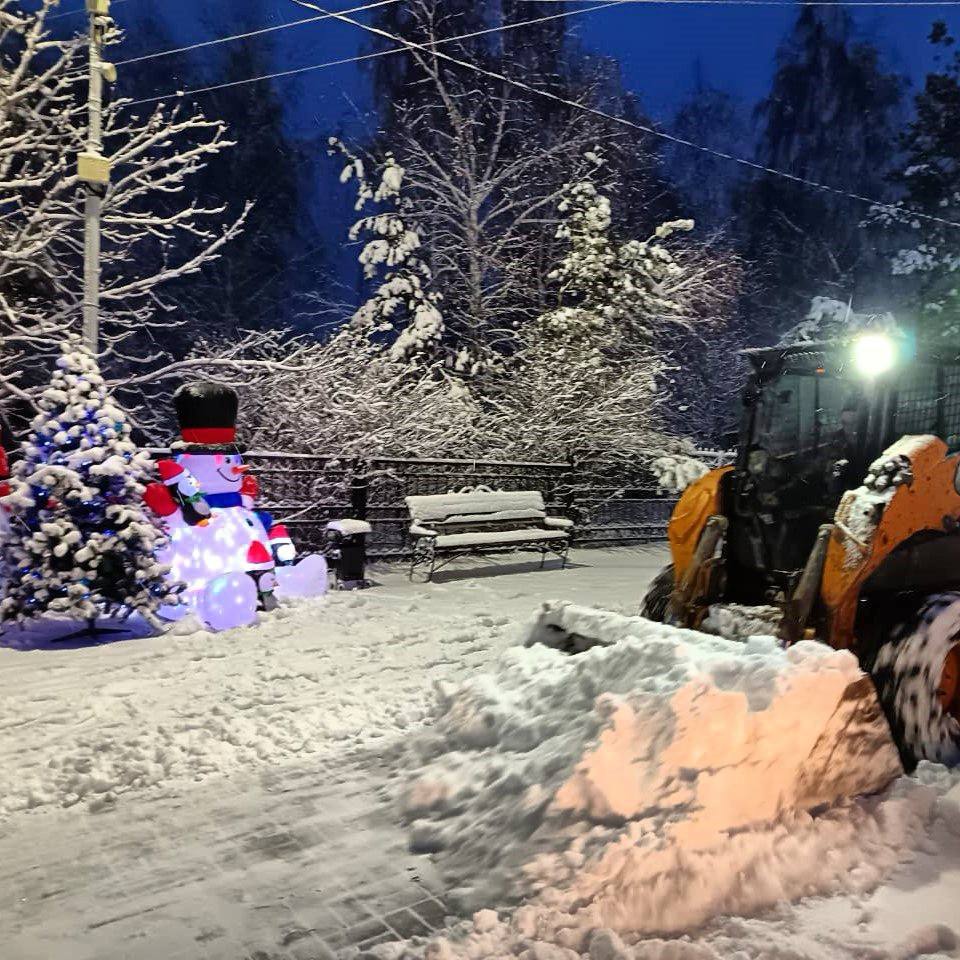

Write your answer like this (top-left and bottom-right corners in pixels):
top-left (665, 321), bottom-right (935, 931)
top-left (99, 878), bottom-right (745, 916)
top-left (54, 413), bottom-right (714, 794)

top-left (149, 449), bottom-right (733, 560)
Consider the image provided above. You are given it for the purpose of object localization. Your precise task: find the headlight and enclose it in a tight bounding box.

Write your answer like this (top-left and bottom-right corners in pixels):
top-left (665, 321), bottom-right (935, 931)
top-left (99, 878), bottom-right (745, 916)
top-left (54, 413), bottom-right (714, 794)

top-left (852, 333), bottom-right (896, 377)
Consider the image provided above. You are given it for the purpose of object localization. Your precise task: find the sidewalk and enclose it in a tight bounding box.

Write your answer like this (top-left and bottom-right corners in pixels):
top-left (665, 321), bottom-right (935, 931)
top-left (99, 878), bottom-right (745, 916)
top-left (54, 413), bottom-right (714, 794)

top-left (0, 547), bottom-right (667, 960)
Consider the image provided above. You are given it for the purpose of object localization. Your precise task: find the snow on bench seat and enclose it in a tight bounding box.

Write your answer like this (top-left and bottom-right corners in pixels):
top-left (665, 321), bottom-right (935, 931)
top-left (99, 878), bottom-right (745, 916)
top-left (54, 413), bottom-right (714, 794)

top-left (406, 491), bottom-right (547, 523)
top-left (435, 528), bottom-right (570, 548)
top-left (405, 488), bottom-right (572, 580)
top-left (443, 508), bottom-right (545, 525)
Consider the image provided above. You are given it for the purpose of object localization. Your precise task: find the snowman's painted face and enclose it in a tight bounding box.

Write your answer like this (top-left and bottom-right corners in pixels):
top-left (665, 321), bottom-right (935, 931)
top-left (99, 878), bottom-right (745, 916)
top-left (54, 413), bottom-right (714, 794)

top-left (176, 452), bottom-right (246, 494)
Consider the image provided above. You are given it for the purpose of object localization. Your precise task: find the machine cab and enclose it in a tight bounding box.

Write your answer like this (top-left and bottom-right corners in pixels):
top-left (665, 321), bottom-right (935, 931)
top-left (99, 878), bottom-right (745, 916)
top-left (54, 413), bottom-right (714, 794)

top-left (727, 335), bottom-right (960, 601)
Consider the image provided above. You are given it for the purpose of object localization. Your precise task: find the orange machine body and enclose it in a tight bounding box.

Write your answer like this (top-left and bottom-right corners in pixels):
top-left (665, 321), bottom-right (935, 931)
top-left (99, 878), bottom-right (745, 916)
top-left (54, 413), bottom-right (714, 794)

top-left (664, 436), bottom-right (960, 653)
top-left (821, 435), bottom-right (960, 650)
top-left (667, 466), bottom-right (732, 582)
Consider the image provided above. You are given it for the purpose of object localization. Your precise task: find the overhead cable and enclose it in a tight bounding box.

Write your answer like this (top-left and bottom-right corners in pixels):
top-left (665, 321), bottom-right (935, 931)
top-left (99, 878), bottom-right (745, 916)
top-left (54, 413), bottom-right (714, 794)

top-left (288, 0), bottom-right (960, 229)
top-left (115, 0), bottom-right (401, 66)
top-left (124, 1), bottom-right (626, 106)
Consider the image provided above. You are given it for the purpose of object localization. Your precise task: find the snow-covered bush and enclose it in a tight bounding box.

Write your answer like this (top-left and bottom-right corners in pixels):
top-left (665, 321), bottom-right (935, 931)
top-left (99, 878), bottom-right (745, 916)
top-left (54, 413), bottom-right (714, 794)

top-left (0, 343), bottom-right (176, 625)
top-left (649, 452), bottom-right (710, 495)
top-left (191, 328), bottom-right (481, 460)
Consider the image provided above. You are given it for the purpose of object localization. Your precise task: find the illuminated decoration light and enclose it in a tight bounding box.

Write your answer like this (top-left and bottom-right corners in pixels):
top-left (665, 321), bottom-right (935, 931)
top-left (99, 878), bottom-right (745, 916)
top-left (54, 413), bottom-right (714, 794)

top-left (143, 381), bottom-right (330, 630)
top-left (199, 571), bottom-right (259, 631)
top-left (852, 333), bottom-right (897, 377)
top-left (275, 553), bottom-right (328, 600)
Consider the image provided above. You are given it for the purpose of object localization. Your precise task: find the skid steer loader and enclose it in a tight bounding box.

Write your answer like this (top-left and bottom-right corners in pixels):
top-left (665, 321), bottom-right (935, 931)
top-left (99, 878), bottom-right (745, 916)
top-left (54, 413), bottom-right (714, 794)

top-left (642, 332), bottom-right (960, 771)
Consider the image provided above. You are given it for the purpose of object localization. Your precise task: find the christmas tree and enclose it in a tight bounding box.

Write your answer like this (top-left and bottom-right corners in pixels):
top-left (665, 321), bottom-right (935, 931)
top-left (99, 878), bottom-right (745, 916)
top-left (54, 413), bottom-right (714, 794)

top-left (0, 342), bottom-right (177, 626)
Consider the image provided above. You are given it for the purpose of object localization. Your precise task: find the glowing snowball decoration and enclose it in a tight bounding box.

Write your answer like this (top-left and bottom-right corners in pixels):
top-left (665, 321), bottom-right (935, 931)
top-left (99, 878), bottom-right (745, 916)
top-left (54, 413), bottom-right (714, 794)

top-left (852, 333), bottom-right (897, 377)
top-left (199, 572), bottom-right (259, 631)
top-left (275, 553), bottom-right (329, 600)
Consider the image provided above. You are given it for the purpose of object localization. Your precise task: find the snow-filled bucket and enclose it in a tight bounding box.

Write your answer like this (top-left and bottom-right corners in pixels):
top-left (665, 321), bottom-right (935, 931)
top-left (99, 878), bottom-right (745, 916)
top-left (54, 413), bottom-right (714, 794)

top-left (400, 602), bottom-right (905, 946)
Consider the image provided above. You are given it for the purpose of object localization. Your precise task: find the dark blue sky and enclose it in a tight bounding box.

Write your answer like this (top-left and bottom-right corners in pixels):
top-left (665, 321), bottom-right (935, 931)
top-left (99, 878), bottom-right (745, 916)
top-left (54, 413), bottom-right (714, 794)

top-left (104, 0), bottom-right (960, 138)
top-left (88, 0), bottom-right (960, 292)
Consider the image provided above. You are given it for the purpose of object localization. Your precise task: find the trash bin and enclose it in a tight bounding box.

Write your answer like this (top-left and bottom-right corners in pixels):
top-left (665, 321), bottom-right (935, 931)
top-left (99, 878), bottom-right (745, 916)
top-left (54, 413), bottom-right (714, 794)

top-left (324, 518), bottom-right (372, 589)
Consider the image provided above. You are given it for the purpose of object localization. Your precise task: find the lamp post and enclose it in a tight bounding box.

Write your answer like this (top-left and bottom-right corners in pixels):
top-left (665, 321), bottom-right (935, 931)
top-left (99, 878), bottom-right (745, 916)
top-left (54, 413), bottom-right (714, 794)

top-left (78, 0), bottom-right (116, 353)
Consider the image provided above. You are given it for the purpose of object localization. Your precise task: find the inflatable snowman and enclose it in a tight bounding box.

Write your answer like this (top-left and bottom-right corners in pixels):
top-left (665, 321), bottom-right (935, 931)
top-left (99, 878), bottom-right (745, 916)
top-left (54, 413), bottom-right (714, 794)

top-left (0, 443), bottom-right (11, 544)
top-left (143, 382), bottom-right (327, 630)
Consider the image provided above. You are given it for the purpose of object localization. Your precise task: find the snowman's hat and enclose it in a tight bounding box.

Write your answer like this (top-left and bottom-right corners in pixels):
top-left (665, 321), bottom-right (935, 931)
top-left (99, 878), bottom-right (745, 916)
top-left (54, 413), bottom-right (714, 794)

top-left (172, 382), bottom-right (246, 453)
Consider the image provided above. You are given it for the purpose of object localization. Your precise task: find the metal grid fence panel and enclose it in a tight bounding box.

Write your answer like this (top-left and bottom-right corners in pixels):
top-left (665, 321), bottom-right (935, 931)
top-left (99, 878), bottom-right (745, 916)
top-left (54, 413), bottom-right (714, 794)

top-left (894, 366), bottom-right (941, 437)
top-left (148, 450), bottom-right (734, 559)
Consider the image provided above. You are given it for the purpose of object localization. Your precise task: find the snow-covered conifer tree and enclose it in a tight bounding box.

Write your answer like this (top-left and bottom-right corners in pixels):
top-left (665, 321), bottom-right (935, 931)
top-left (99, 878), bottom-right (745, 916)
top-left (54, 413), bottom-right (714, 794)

top-left (331, 138), bottom-right (444, 362)
top-left (0, 343), bottom-right (176, 625)
top-left (539, 163), bottom-right (694, 350)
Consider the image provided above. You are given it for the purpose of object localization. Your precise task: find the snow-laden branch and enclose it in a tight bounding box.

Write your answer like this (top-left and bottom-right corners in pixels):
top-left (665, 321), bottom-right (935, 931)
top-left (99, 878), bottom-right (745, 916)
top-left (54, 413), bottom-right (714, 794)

top-left (0, 0), bottom-right (249, 419)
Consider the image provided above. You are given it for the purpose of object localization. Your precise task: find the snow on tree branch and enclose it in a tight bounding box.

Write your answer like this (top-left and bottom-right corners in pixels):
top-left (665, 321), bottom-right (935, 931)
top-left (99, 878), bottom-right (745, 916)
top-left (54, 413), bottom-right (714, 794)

top-left (0, 0), bottom-right (248, 421)
top-left (331, 137), bottom-right (445, 363)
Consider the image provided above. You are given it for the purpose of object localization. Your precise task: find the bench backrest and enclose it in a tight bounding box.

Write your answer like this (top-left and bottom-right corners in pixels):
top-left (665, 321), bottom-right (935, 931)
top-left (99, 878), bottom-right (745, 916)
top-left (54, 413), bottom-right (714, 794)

top-left (405, 490), bottom-right (546, 526)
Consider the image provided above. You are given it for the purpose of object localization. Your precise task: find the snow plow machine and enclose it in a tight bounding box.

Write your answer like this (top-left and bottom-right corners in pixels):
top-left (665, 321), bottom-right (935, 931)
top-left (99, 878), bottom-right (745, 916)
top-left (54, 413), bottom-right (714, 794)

top-left (635, 333), bottom-right (960, 772)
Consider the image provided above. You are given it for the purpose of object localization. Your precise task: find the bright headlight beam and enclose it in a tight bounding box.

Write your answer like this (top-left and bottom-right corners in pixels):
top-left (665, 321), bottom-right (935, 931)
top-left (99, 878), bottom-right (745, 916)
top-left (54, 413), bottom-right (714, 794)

top-left (852, 333), bottom-right (897, 377)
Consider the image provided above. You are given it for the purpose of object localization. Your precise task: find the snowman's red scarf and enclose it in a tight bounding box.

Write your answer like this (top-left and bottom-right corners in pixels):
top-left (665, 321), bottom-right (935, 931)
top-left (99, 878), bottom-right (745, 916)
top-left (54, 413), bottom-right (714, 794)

top-left (204, 492), bottom-right (243, 508)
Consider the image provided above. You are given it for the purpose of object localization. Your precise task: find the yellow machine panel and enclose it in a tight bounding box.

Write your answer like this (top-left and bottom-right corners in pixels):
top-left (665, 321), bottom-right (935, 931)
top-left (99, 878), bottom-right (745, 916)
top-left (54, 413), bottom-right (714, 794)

top-left (668, 466), bottom-right (732, 581)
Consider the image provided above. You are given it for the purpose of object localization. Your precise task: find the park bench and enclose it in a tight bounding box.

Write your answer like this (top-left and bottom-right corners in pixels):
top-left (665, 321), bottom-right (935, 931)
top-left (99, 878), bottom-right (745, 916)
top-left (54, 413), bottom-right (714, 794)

top-left (405, 486), bottom-right (573, 581)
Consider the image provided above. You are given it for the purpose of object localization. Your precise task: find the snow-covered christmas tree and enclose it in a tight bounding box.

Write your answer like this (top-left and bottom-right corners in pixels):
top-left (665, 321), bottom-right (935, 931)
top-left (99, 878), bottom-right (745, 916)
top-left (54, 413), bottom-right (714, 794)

top-left (0, 342), bottom-right (177, 627)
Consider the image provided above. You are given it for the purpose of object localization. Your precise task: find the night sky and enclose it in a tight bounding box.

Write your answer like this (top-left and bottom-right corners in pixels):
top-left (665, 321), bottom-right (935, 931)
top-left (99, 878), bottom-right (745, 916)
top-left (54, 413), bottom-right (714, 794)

top-left (101, 0), bottom-right (960, 133)
top-left (53, 0), bottom-right (960, 288)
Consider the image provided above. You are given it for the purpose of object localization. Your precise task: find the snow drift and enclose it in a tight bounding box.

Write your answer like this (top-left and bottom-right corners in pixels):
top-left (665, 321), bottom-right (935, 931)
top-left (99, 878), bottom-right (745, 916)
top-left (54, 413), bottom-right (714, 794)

top-left (398, 602), bottom-right (920, 956)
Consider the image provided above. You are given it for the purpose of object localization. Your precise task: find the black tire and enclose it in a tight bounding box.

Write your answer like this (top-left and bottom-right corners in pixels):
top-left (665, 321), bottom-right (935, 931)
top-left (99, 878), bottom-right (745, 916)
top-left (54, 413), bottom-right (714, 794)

top-left (870, 592), bottom-right (960, 771)
top-left (641, 563), bottom-right (674, 622)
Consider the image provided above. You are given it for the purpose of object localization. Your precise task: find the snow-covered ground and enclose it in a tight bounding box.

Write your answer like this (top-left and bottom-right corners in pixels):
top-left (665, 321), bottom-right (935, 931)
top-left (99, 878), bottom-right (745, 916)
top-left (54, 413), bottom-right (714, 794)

top-left (1, 546), bottom-right (959, 960)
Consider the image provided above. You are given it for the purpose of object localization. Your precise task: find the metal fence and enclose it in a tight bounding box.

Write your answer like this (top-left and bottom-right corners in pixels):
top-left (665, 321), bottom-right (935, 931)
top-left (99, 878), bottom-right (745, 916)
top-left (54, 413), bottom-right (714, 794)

top-left (149, 450), bottom-right (732, 560)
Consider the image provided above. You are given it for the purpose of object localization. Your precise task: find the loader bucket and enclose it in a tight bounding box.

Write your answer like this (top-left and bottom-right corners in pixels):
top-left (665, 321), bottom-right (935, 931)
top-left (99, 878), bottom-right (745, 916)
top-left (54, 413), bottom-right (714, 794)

top-left (524, 601), bottom-right (903, 815)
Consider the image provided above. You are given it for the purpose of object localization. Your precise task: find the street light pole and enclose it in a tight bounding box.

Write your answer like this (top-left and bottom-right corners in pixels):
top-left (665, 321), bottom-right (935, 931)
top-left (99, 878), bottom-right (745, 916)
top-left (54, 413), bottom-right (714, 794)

top-left (78, 0), bottom-right (114, 354)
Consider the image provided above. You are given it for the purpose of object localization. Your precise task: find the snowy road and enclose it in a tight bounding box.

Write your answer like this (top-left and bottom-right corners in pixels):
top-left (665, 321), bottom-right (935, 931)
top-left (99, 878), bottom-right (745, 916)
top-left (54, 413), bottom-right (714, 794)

top-left (0, 548), bottom-right (664, 959)
top-left (2, 546), bottom-right (959, 960)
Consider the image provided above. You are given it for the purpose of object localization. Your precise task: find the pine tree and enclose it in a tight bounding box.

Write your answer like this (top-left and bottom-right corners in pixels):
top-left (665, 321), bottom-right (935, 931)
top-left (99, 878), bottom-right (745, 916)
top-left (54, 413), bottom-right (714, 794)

top-left (879, 22), bottom-right (960, 340)
top-left (0, 343), bottom-right (176, 626)
top-left (538, 167), bottom-right (693, 350)
top-left (738, 8), bottom-right (904, 321)
top-left (332, 139), bottom-right (445, 362)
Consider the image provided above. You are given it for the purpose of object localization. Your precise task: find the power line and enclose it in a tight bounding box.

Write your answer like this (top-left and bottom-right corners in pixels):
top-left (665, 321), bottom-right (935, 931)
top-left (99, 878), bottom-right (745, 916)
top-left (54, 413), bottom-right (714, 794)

top-left (289, 0), bottom-right (960, 229)
top-left (48, 0), bottom-right (130, 21)
top-left (123, 1), bottom-right (626, 106)
top-left (518, 0), bottom-right (960, 5)
top-left (115, 0), bottom-right (400, 67)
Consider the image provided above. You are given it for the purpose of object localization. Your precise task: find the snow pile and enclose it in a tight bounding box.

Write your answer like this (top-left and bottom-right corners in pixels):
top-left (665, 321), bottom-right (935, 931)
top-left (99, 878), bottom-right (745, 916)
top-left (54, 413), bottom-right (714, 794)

top-left (779, 296), bottom-right (898, 346)
top-left (700, 602), bottom-right (782, 640)
top-left (835, 440), bottom-right (920, 568)
top-left (399, 602), bottom-right (911, 956)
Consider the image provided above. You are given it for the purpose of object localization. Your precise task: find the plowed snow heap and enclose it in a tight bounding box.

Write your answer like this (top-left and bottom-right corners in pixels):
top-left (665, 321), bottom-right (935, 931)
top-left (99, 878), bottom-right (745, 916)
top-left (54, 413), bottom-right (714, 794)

top-left (401, 603), bottom-right (921, 948)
